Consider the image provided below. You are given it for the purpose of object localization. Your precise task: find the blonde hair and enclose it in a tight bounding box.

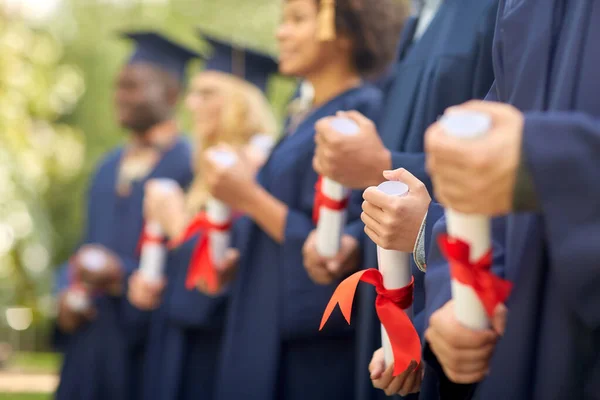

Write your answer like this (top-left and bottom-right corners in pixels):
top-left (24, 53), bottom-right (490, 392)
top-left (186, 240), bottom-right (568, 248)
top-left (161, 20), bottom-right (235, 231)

top-left (186, 71), bottom-right (277, 212)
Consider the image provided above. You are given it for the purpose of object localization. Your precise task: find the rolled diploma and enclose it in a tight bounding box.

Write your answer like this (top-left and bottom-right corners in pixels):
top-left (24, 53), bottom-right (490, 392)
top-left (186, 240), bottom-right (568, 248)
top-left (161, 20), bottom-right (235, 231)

top-left (315, 118), bottom-right (359, 257)
top-left (376, 180), bottom-right (412, 367)
top-left (206, 149), bottom-right (237, 269)
top-left (249, 133), bottom-right (275, 158)
top-left (440, 111), bottom-right (492, 330)
top-left (140, 179), bottom-right (178, 282)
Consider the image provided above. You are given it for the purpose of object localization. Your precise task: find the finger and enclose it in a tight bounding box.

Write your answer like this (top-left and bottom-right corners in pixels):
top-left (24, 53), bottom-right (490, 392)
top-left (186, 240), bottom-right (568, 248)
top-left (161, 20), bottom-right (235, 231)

top-left (429, 305), bottom-right (498, 349)
top-left (372, 363), bottom-right (395, 390)
top-left (362, 187), bottom-right (390, 209)
top-left (385, 361), bottom-right (415, 395)
top-left (364, 226), bottom-right (382, 247)
top-left (427, 328), bottom-right (495, 373)
top-left (381, 168), bottom-right (405, 182)
top-left (361, 201), bottom-right (387, 224)
top-left (382, 168), bottom-right (423, 192)
top-left (369, 354), bottom-right (386, 380)
top-left (398, 364), bottom-right (420, 396)
top-left (361, 212), bottom-right (384, 237)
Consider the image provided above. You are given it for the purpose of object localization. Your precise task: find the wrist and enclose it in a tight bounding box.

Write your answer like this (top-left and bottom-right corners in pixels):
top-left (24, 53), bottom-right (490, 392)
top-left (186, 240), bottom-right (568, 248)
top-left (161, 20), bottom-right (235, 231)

top-left (241, 183), bottom-right (262, 215)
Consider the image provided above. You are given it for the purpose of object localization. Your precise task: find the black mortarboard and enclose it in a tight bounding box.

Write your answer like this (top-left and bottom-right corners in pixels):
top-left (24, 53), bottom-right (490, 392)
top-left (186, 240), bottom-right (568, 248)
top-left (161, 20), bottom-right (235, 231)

top-left (197, 29), bottom-right (279, 93)
top-left (122, 31), bottom-right (201, 83)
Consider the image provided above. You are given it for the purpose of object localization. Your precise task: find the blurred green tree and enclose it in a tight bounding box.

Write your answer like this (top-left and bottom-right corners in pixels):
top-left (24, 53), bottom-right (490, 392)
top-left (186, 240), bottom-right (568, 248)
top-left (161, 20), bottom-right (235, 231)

top-left (0, 7), bottom-right (86, 330)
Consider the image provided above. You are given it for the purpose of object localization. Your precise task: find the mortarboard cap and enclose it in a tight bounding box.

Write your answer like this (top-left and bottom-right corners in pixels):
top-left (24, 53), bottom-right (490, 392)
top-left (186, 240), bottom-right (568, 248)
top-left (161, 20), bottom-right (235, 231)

top-left (122, 31), bottom-right (202, 83)
top-left (197, 29), bottom-right (279, 93)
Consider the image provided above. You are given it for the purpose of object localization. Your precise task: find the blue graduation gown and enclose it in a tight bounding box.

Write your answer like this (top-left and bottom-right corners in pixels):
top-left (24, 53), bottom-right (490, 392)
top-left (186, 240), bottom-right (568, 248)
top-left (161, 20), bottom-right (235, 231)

top-left (213, 85), bottom-right (383, 400)
top-left (54, 138), bottom-right (193, 400)
top-left (351, 1), bottom-right (498, 399)
top-left (130, 237), bottom-right (227, 400)
top-left (424, 1), bottom-right (600, 399)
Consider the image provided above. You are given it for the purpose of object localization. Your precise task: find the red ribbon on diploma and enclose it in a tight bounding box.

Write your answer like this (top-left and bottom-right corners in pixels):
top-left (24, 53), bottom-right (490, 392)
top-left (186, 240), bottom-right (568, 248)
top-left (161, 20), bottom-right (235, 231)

top-left (136, 222), bottom-right (166, 256)
top-left (169, 212), bottom-right (232, 292)
top-left (438, 234), bottom-right (512, 318)
top-left (313, 176), bottom-right (349, 224)
top-left (320, 269), bottom-right (421, 376)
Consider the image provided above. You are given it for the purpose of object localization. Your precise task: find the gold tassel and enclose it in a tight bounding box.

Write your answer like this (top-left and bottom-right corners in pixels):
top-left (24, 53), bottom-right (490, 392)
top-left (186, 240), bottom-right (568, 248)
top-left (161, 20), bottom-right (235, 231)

top-left (317, 0), bottom-right (336, 41)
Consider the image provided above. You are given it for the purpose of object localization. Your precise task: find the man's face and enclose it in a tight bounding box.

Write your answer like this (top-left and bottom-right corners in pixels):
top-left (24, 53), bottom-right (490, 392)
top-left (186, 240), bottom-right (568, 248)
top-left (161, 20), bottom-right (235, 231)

top-left (114, 63), bottom-right (171, 133)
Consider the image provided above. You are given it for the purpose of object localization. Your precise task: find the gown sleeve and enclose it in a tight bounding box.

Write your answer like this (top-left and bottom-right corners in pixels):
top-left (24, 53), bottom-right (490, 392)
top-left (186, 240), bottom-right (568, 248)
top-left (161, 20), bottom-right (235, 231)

top-left (522, 111), bottom-right (600, 329)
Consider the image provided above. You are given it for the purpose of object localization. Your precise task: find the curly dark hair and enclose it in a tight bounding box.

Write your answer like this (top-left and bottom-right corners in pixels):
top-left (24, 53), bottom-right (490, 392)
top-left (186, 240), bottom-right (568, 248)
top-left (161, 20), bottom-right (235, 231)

top-left (326, 0), bottom-right (409, 78)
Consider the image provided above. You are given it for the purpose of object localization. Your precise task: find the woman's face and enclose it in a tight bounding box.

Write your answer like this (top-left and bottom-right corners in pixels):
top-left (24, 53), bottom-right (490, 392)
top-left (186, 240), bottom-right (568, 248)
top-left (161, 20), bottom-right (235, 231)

top-left (185, 72), bottom-right (227, 140)
top-left (277, 0), bottom-right (333, 77)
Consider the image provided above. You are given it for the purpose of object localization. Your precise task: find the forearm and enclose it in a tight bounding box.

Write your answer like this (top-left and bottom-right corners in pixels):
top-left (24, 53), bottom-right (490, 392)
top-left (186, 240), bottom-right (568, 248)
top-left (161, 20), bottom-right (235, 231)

top-left (244, 185), bottom-right (288, 244)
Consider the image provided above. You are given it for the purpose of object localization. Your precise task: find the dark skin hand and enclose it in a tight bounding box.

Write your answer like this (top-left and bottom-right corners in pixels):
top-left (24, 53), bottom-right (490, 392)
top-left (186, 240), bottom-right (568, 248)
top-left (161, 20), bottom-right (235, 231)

top-left (72, 245), bottom-right (124, 296)
top-left (56, 292), bottom-right (96, 334)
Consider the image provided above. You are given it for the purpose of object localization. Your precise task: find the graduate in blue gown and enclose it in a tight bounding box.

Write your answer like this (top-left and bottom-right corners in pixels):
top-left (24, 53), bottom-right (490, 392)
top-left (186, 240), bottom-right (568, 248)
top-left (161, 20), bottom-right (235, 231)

top-left (125, 37), bottom-right (279, 400)
top-left (196, 1), bottom-right (402, 399)
top-left (53, 31), bottom-right (197, 400)
top-left (307, 0), bottom-right (498, 398)
top-left (422, 1), bottom-right (600, 399)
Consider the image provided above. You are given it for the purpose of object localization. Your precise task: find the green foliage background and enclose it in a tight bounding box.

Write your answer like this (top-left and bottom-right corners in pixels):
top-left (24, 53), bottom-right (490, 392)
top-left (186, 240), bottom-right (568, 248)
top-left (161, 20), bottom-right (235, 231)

top-left (1, 0), bottom-right (294, 349)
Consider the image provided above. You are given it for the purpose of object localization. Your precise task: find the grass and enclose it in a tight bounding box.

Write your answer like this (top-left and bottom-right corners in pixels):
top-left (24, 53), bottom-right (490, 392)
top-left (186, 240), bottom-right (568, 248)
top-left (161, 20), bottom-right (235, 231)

top-left (0, 395), bottom-right (51, 400)
top-left (7, 353), bottom-right (61, 374)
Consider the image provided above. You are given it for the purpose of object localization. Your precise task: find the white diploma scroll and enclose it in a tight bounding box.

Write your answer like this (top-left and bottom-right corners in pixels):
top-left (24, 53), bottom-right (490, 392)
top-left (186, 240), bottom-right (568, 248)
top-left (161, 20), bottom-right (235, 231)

top-left (249, 133), bottom-right (276, 158)
top-left (315, 118), bottom-right (360, 257)
top-left (67, 248), bottom-right (108, 312)
top-left (79, 248), bottom-right (108, 272)
top-left (439, 111), bottom-right (492, 330)
top-left (206, 149), bottom-right (237, 270)
top-left (376, 181), bottom-right (413, 367)
top-left (140, 179), bottom-right (179, 282)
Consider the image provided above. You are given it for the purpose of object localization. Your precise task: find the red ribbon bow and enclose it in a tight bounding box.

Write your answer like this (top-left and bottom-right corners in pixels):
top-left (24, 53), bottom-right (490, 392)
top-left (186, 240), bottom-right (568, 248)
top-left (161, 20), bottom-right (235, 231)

top-left (320, 269), bottom-right (421, 376)
top-left (175, 212), bottom-right (232, 292)
top-left (313, 176), bottom-right (349, 224)
top-left (136, 222), bottom-right (166, 256)
top-left (438, 234), bottom-right (512, 318)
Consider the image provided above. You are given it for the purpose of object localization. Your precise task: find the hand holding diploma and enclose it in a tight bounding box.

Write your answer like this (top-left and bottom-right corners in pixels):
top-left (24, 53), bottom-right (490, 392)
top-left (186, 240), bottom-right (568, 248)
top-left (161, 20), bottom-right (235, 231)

top-left (203, 146), bottom-right (258, 213)
top-left (73, 245), bottom-right (123, 294)
top-left (313, 111), bottom-right (392, 189)
top-left (127, 270), bottom-right (166, 311)
top-left (425, 299), bottom-right (507, 384)
top-left (144, 179), bottom-right (187, 240)
top-left (361, 168), bottom-right (431, 252)
top-left (370, 348), bottom-right (423, 397)
top-left (57, 292), bottom-right (96, 333)
top-left (302, 231), bottom-right (360, 285)
top-left (139, 179), bottom-right (179, 282)
top-left (425, 100), bottom-right (524, 216)
top-left (425, 109), bottom-right (513, 331)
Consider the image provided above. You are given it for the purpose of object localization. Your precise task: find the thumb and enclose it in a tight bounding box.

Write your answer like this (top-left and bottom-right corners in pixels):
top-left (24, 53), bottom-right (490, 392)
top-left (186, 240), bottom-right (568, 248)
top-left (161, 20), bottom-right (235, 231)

top-left (369, 349), bottom-right (386, 379)
top-left (382, 168), bottom-right (423, 191)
